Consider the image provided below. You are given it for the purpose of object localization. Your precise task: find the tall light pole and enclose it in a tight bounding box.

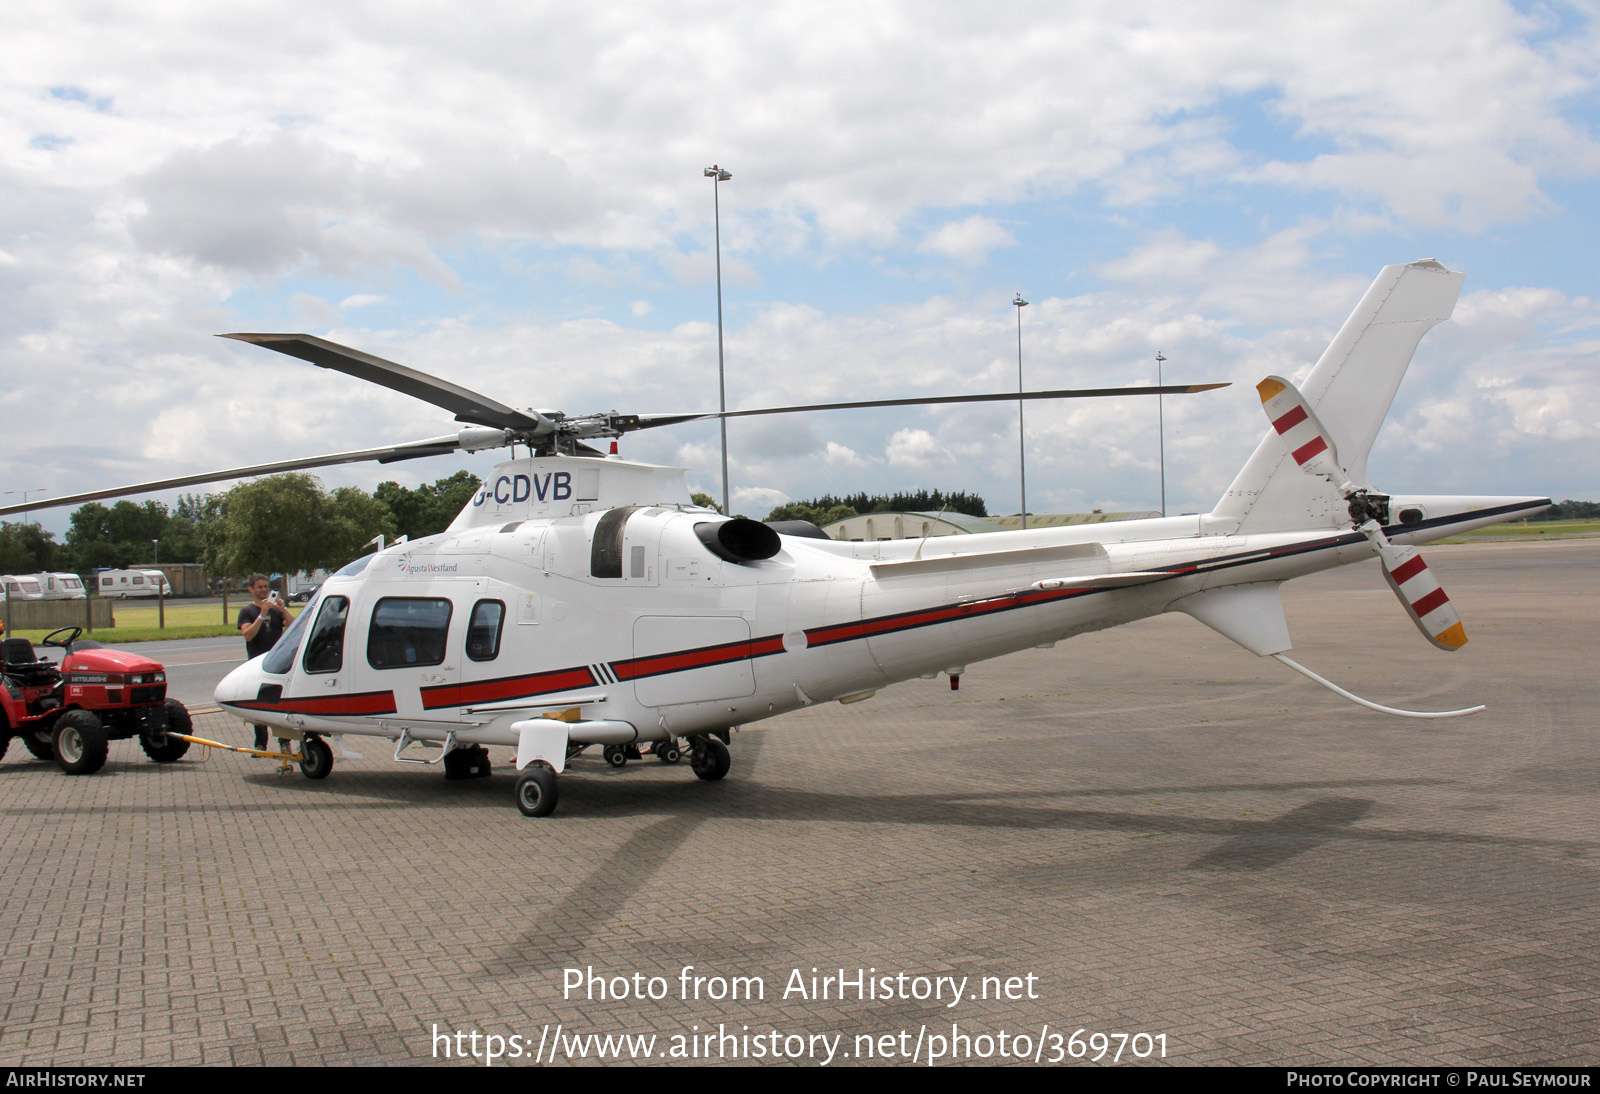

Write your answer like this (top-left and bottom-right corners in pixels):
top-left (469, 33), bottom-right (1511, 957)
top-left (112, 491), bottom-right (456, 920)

top-left (1155, 351), bottom-right (1167, 518)
top-left (4, 488), bottom-right (44, 526)
top-left (704, 164), bottom-right (733, 515)
top-left (1013, 294), bottom-right (1029, 530)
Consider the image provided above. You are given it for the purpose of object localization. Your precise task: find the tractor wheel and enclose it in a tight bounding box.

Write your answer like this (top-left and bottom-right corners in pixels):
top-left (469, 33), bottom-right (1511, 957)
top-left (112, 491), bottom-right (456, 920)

top-left (140, 699), bottom-right (192, 763)
top-left (22, 730), bottom-right (54, 760)
top-left (54, 710), bottom-right (109, 775)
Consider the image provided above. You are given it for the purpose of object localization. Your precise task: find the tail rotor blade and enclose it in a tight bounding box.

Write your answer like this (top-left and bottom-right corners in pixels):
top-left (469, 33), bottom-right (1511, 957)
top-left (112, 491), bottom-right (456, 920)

top-left (1257, 376), bottom-right (1357, 494)
top-left (1363, 522), bottom-right (1468, 651)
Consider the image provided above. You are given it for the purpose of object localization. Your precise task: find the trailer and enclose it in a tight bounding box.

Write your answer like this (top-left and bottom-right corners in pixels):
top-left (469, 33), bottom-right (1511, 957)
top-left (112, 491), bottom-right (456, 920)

top-left (94, 569), bottom-right (171, 599)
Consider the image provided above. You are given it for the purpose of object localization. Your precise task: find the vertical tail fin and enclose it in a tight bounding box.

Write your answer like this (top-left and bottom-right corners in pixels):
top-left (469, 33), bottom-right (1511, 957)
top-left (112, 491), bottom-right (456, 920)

top-left (1206, 260), bottom-right (1465, 536)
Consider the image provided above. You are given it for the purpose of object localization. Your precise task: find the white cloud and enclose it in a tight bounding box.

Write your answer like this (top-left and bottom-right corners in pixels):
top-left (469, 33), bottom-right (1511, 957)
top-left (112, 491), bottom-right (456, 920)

top-left (824, 441), bottom-right (866, 467)
top-left (886, 428), bottom-right (954, 470)
top-left (3, 2), bottom-right (1598, 536)
top-left (919, 215), bottom-right (1016, 265)
top-left (733, 485), bottom-right (788, 510)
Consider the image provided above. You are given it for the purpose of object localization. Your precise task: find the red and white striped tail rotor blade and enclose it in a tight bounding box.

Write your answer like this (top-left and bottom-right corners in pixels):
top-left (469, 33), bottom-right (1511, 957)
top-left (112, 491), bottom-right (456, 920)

top-left (1257, 376), bottom-right (1352, 490)
top-left (1374, 538), bottom-right (1469, 651)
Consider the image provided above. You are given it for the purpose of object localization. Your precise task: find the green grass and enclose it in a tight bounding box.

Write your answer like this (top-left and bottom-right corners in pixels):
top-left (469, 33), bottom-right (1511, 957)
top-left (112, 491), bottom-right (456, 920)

top-left (8, 603), bottom-right (301, 644)
top-left (1437, 519), bottom-right (1600, 544)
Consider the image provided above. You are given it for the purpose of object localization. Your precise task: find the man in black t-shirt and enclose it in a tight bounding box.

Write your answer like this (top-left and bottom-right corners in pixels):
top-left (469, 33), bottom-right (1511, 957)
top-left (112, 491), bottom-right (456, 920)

top-left (238, 573), bottom-right (290, 751)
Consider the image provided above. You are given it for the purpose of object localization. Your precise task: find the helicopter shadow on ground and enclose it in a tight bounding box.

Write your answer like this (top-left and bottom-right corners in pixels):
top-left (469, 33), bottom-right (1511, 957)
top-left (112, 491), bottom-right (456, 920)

top-left (481, 760), bottom-right (1590, 978)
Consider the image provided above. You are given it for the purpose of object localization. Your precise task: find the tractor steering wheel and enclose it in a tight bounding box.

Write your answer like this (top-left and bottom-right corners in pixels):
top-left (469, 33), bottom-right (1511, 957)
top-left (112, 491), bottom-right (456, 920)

top-left (42, 626), bottom-right (84, 650)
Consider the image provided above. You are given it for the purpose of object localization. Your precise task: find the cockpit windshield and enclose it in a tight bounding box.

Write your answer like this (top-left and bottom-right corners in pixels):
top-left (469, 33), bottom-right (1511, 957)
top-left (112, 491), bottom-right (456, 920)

top-left (261, 598), bottom-right (318, 675)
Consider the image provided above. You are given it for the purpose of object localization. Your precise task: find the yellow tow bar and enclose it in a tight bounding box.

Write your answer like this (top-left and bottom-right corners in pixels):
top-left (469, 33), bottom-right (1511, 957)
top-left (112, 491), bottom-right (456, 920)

top-left (168, 732), bottom-right (304, 772)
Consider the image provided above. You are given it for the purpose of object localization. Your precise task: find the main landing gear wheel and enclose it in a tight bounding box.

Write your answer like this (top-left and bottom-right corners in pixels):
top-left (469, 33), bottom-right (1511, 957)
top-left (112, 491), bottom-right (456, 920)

top-left (655, 740), bottom-right (681, 764)
top-left (515, 764), bottom-right (559, 817)
top-left (23, 730), bottom-right (54, 760)
top-left (689, 736), bottom-right (730, 781)
top-left (602, 744), bottom-right (628, 768)
top-left (140, 699), bottom-right (192, 763)
top-left (54, 710), bottom-right (108, 775)
top-left (300, 736), bottom-right (333, 780)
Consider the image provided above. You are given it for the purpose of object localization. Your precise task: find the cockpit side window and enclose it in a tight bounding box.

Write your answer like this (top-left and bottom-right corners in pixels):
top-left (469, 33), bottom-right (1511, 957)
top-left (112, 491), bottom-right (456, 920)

top-left (367, 597), bottom-right (452, 669)
top-left (302, 596), bottom-right (350, 675)
top-left (466, 599), bottom-right (506, 662)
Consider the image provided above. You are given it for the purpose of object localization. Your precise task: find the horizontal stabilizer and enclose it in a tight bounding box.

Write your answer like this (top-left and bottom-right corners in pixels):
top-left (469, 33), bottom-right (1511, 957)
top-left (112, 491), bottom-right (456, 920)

top-left (1171, 583), bottom-right (1292, 656)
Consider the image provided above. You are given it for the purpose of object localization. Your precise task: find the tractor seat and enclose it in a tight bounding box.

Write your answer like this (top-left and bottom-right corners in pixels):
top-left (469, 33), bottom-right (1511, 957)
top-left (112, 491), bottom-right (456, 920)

top-left (2, 638), bottom-right (58, 688)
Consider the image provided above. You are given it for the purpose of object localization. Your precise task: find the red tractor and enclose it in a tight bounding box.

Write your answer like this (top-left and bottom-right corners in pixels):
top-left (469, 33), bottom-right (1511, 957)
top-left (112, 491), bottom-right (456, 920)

top-left (0, 627), bottom-right (190, 774)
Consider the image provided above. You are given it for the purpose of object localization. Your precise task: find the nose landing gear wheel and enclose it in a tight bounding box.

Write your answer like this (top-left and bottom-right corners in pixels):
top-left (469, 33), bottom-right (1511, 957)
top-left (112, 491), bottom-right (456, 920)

top-left (515, 765), bottom-right (559, 817)
top-left (300, 736), bottom-right (333, 779)
top-left (655, 740), bottom-right (681, 764)
top-left (602, 744), bottom-right (628, 768)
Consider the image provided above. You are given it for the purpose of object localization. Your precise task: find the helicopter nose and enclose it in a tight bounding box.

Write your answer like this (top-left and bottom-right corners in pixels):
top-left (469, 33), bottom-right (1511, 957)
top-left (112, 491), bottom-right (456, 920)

top-left (215, 660), bottom-right (265, 706)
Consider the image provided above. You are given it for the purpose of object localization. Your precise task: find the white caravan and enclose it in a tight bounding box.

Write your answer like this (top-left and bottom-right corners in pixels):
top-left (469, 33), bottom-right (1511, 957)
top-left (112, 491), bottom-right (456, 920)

top-left (96, 569), bottom-right (172, 598)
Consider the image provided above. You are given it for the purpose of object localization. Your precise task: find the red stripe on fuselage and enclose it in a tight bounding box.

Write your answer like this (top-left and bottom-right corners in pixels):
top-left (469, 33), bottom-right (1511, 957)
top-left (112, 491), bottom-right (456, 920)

top-left (419, 667), bottom-right (598, 710)
top-left (226, 691), bottom-right (397, 717)
top-left (611, 635), bottom-right (786, 681)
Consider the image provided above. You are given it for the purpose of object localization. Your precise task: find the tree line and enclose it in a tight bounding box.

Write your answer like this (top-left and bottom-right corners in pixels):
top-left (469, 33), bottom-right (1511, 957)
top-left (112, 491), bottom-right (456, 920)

top-left (0, 471), bottom-right (480, 583)
top-left (3, 482), bottom-right (1589, 585)
top-left (766, 489), bottom-right (989, 528)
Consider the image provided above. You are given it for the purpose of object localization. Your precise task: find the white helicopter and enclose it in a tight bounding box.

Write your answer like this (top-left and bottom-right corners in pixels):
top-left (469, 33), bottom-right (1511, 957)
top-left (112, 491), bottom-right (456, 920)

top-left (3, 260), bottom-right (1548, 817)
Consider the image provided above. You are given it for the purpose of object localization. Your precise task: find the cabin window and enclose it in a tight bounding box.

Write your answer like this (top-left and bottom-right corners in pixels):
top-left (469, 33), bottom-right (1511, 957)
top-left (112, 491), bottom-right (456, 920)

top-left (466, 599), bottom-right (505, 662)
top-left (368, 597), bottom-right (452, 669)
top-left (132, 575), bottom-right (144, 584)
top-left (302, 596), bottom-right (350, 674)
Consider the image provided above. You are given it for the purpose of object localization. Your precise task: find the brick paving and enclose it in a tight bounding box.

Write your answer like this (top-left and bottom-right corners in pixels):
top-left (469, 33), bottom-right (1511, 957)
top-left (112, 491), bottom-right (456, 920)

top-left (0, 539), bottom-right (1594, 1066)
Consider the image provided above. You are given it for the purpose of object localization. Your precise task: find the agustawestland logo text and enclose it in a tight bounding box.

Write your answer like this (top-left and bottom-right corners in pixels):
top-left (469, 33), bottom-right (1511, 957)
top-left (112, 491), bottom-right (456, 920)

top-left (398, 562), bottom-right (460, 575)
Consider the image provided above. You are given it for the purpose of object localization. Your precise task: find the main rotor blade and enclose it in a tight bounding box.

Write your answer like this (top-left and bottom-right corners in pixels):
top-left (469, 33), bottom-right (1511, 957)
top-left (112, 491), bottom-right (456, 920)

top-left (0, 435), bottom-right (468, 518)
top-left (626, 382), bottom-right (1229, 430)
top-left (222, 333), bottom-right (547, 434)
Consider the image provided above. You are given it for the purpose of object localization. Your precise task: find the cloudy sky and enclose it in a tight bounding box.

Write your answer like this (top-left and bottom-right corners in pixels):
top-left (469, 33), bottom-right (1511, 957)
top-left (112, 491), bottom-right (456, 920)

top-left (3, 0), bottom-right (1597, 536)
